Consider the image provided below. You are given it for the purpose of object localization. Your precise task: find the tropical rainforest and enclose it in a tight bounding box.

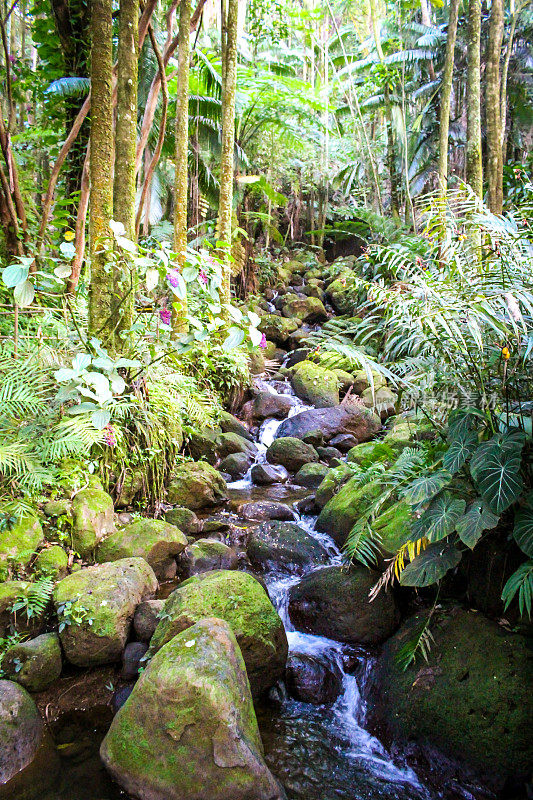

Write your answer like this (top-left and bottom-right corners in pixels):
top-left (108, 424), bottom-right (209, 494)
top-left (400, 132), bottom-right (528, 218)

top-left (0, 0), bottom-right (531, 798)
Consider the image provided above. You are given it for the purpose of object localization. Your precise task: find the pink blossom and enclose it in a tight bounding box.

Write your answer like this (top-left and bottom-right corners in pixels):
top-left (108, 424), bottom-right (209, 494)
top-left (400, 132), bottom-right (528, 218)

top-left (159, 307), bottom-right (172, 325)
top-left (259, 333), bottom-right (267, 349)
top-left (199, 270), bottom-right (208, 285)
top-left (166, 269), bottom-right (179, 288)
top-left (103, 425), bottom-right (116, 447)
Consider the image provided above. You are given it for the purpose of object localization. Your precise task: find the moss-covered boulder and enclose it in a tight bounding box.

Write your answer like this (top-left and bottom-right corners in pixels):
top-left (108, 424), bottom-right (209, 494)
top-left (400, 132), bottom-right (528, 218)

top-left (219, 452), bottom-right (252, 480)
top-left (216, 432), bottom-right (257, 460)
top-left (372, 500), bottom-right (411, 555)
top-left (53, 558), bottom-right (158, 667)
top-left (248, 521), bottom-right (329, 576)
top-left (288, 565), bottom-right (398, 645)
top-left (346, 440), bottom-right (398, 467)
top-left (362, 386), bottom-right (398, 419)
top-left (71, 488), bottom-right (115, 558)
top-left (294, 462), bottom-right (329, 488)
top-left (382, 418), bottom-right (436, 451)
top-left (314, 463), bottom-right (353, 509)
top-left (150, 570), bottom-right (288, 696)
top-left (326, 278), bottom-right (356, 314)
top-left (373, 607), bottom-right (533, 787)
top-left (0, 580), bottom-right (28, 637)
top-left (291, 361), bottom-right (340, 408)
top-left (179, 539), bottom-right (239, 579)
top-left (281, 295), bottom-right (328, 323)
top-left (0, 679), bottom-right (59, 799)
top-left (163, 506), bottom-right (201, 535)
top-left (0, 510), bottom-right (44, 580)
top-left (316, 478), bottom-right (383, 546)
top-left (167, 462), bottom-right (228, 510)
top-left (101, 618), bottom-right (285, 800)
top-left (97, 518), bottom-right (187, 581)
top-left (275, 404), bottom-right (381, 444)
top-left (266, 436), bottom-right (319, 472)
top-left (218, 410), bottom-right (253, 441)
top-left (352, 369), bottom-right (387, 396)
top-left (34, 546), bottom-right (69, 579)
top-left (258, 313), bottom-right (299, 345)
top-left (2, 633), bottom-right (62, 693)
top-left (188, 430), bottom-right (219, 464)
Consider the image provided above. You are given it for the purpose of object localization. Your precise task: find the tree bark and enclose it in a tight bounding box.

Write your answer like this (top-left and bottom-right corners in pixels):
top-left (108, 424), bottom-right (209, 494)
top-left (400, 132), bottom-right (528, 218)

top-left (172, 0), bottom-right (192, 335)
top-left (486, 0), bottom-right (504, 213)
top-left (217, 0), bottom-right (238, 308)
top-left (500, 4), bottom-right (518, 173)
top-left (466, 0), bottom-right (482, 197)
top-left (88, 0), bottom-right (115, 348)
top-left (437, 0), bottom-right (459, 197)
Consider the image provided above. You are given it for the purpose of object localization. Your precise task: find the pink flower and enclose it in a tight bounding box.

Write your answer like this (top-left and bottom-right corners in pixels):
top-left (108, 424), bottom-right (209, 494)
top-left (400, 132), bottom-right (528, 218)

top-left (103, 425), bottom-right (116, 447)
top-left (166, 269), bottom-right (179, 288)
top-left (159, 307), bottom-right (171, 325)
top-left (259, 333), bottom-right (267, 349)
top-left (199, 270), bottom-right (208, 285)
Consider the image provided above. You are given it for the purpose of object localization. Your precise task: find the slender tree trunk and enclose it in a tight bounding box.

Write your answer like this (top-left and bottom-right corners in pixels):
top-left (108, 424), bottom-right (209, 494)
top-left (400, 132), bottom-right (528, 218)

top-left (437, 0), bottom-right (459, 197)
top-left (172, 0), bottom-right (192, 335)
top-left (500, 4), bottom-right (518, 174)
top-left (113, 0), bottom-right (139, 342)
top-left (88, 0), bottom-right (115, 348)
top-left (486, 0), bottom-right (504, 214)
top-left (466, 0), bottom-right (482, 197)
top-left (420, 0), bottom-right (436, 81)
top-left (218, 0), bottom-right (238, 308)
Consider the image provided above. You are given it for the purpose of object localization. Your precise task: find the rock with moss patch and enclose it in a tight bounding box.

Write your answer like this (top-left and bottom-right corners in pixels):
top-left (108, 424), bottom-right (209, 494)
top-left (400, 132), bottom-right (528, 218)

top-left (239, 501), bottom-right (296, 522)
top-left (219, 452), bottom-right (252, 480)
top-left (248, 521), bottom-right (329, 576)
top-left (258, 314), bottom-right (299, 345)
top-left (35, 546), bottom-right (69, 579)
top-left (219, 410), bottom-right (253, 441)
top-left (150, 570), bottom-right (288, 696)
top-left (71, 488), bottom-right (115, 558)
top-left (216, 432), bottom-right (257, 460)
top-left (346, 440), bottom-right (397, 467)
top-left (53, 558), bottom-right (158, 667)
top-left (3, 633), bottom-right (62, 692)
top-left (316, 477), bottom-right (383, 546)
top-left (0, 510), bottom-right (44, 580)
top-left (281, 295), bottom-right (327, 323)
top-left (163, 507), bottom-right (201, 535)
top-left (266, 437), bottom-right (319, 473)
top-left (314, 464), bottom-right (353, 509)
top-left (372, 500), bottom-right (411, 556)
top-left (362, 386), bottom-right (397, 420)
top-left (252, 391), bottom-right (297, 421)
top-left (352, 369), bottom-right (387, 395)
top-left (326, 278), bottom-right (356, 314)
top-left (289, 565), bottom-right (398, 645)
top-left (291, 362), bottom-right (340, 408)
top-left (133, 599), bottom-right (165, 642)
top-left (43, 499), bottom-right (71, 518)
top-left (372, 606), bottom-right (533, 787)
top-left (101, 618), bottom-right (285, 800)
top-left (0, 679), bottom-right (59, 798)
top-left (96, 519), bottom-right (187, 581)
top-left (179, 539), bottom-right (239, 579)
top-left (294, 463), bottom-right (329, 489)
top-left (167, 462), bottom-right (228, 510)
top-left (275, 404), bottom-right (380, 444)
top-left (188, 430), bottom-right (219, 464)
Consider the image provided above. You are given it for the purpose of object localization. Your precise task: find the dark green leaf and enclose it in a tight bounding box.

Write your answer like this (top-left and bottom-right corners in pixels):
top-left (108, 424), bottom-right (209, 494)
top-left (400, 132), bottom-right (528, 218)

top-left (474, 447), bottom-right (523, 514)
top-left (400, 542), bottom-right (462, 587)
top-left (502, 560), bottom-right (533, 617)
top-left (403, 470), bottom-right (451, 504)
top-left (455, 500), bottom-right (499, 548)
top-left (411, 491), bottom-right (466, 542)
top-left (443, 429), bottom-right (478, 474)
top-left (513, 507), bottom-right (533, 557)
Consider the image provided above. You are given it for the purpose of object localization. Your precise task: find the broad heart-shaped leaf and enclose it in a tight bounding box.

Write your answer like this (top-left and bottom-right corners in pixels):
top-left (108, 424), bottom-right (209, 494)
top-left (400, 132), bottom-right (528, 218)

top-left (474, 446), bottom-right (523, 514)
top-left (91, 408), bottom-right (111, 429)
top-left (249, 325), bottom-right (263, 347)
top-left (182, 266), bottom-right (198, 282)
top-left (447, 408), bottom-right (480, 439)
top-left (14, 280), bottom-right (35, 307)
top-left (403, 470), bottom-right (452, 505)
top-left (513, 506), bottom-right (533, 557)
top-left (455, 499), bottom-right (499, 549)
top-left (443, 429), bottom-right (478, 474)
top-left (400, 542), bottom-right (462, 587)
top-left (471, 431), bottom-right (526, 480)
top-left (2, 262), bottom-right (29, 288)
top-left (223, 326), bottom-right (246, 351)
top-left (411, 491), bottom-right (466, 543)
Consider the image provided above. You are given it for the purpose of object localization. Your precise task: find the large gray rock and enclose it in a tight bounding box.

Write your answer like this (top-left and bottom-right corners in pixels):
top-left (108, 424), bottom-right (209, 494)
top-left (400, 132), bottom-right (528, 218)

top-left (96, 518), bottom-right (187, 581)
top-left (167, 462), bottom-right (228, 510)
top-left (266, 437), bottom-right (319, 472)
top-left (179, 539), bottom-right (239, 578)
top-left (2, 633), bottom-right (62, 693)
top-left (253, 391), bottom-right (297, 420)
top-left (275, 404), bottom-right (380, 443)
top-left (248, 521), bottom-right (329, 576)
top-left (100, 618), bottom-right (285, 800)
top-left (239, 501), bottom-right (296, 522)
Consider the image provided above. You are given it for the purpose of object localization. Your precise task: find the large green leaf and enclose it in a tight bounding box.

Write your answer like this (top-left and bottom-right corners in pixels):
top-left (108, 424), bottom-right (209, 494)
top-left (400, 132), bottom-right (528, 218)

top-left (403, 470), bottom-right (451, 505)
top-left (411, 491), bottom-right (466, 543)
top-left (513, 506), bottom-right (533, 557)
top-left (400, 542), bottom-right (462, 587)
top-left (443, 429), bottom-right (478, 474)
top-left (470, 431), bottom-right (526, 482)
top-left (455, 499), bottom-right (499, 549)
top-left (14, 280), bottom-right (35, 308)
top-left (474, 447), bottom-right (523, 514)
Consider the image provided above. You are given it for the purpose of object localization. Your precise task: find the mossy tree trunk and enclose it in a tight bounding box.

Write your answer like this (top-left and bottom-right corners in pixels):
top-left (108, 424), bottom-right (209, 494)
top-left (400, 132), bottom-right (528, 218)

top-left (113, 0), bottom-right (139, 344)
top-left (217, 0), bottom-right (238, 308)
top-left (466, 0), bottom-right (482, 198)
top-left (486, 0), bottom-right (504, 214)
top-left (437, 0), bottom-right (459, 198)
top-left (88, 0), bottom-right (115, 348)
top-left (172, 0), bottom-right (192, 336)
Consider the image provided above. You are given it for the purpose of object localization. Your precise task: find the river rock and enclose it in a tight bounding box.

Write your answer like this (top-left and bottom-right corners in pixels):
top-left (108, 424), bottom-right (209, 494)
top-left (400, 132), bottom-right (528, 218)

top-left (286, 347), bottom-right (311, 368)
top-left (219, 452), bottom-right (252, 480)
top-left (53, 558), bottom-right (158, 667)
top-left (164, 506), bottom-right (202, 535)
top-left (291, 361), bottom-right (340, 408)
top-left (239, 501), bottom-right (296, 522)
top-left (266, 437), bottom-right (319, 472)
top-left (275, 404), bottom-right (380, 444)
top-left (0, 680), bottom-right (59, 798)
top-left (96, 519), bottom-right (187, 581)
top-left (71, 488), bottom-right (115, 557)
top-left (0, 509), bottom-right (44, 580)
top-left (286, 653), bottom-right (342, 705)
top-left (34, 545), bottom-right (69, 579)
top-left (352, 369), bottom-right (387, 395)
top-left (251, 463), bottom-right (290, 485)
top-left (316, 478), bottom-right (383, 546)
top-left (248, 521), bottom-right (329, 576)
top-left (259, 313), bottom-right (299, 345)
top-left (150, 570), bottom-right (288, 696)
top-left (294, 463), bottom-right (329, 488)
top-left (167, 462), bottom-right (227, 509)
top-left (179, 539), bottom-right (239, 578)
top-left (253, 391), bottom-right (297, 420)
top-left (372, 606), bottom-right (533, 787)
top-left (188, 430), bottom-right (219, 463)
top-left (316, 446), bottom-right (343, 465)
top-left (216, 432), bottom-right (257, 459)
top-left (2, 633), bottom-right (62, 693)
top-left (326, 278), bottom-right (356, 314)
top-left (329, 433), bottom-right (358, 452)
top-left (101, 618), bottom-right (285, 800)
top-left (121, 641), bottom-right (148, 680)
top-left (133, 599), bottom-right (164, 642)
top-left (314, 464), bottom-right (353, 510)
top-left (219, 410), bottom-right (254, 441)
top-left (362, 386), bottom-right (397, 420)
top-left (282, 295), bottom-right (328, 323)
top-left (288, 565), bottom-right (399, 645)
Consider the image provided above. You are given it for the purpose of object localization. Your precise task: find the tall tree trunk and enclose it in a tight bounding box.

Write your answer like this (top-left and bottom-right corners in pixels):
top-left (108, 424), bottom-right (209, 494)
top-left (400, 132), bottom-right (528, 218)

top-left (437, 0), bottom-right (459, 197)
top-left (217, 0), bottom-right (238, 308)
top-left (500, 3), bottom-right (518, 174)
top-left (466, 0), bottom-right (482, 197)
top-left (88, 0), bottom-right (115, 348)
top-left (113, 0), bottom-right (139, 342)
top-left (486, 0), bottom-right (504, 214)
top-left (172, 0), bottom-right (192, 335)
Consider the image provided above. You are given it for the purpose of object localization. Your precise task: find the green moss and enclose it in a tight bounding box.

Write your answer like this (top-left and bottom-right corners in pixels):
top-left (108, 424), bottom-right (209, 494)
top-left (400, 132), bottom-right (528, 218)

top-left (35, 546), bottom-right (69, 578)
top-left (316, 477), bottom-right (383, 545)
top-left (0, 509), bottom-right (44, 580)
top-left (167, 462), bottom-right (227, 510)
top-left (372, 500), bottom-right (411, 554)
top-left (291, 361), bottom-right (340, 408)
top-left (71, 488), bottom-right (114, 558)
top-left (258, 313), bottom-right (298, 345)
top-left (96, 519), bottom-right (187, 579)
top-left (346, 440), bottom-right (397, 467)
